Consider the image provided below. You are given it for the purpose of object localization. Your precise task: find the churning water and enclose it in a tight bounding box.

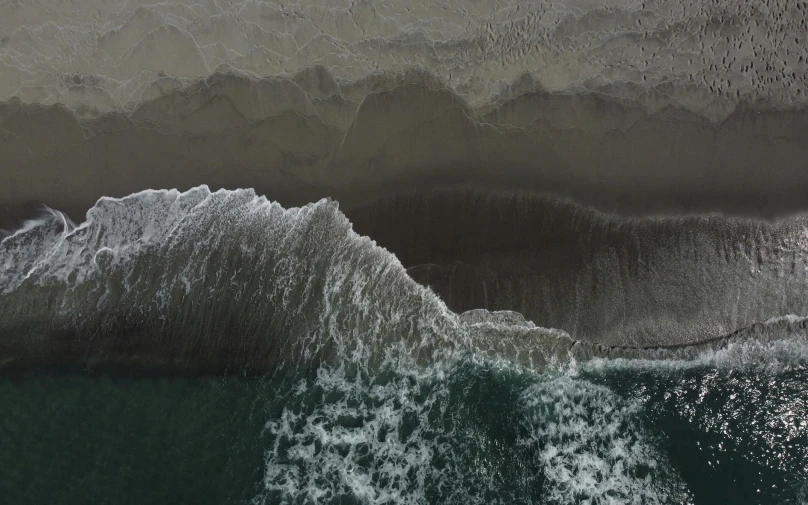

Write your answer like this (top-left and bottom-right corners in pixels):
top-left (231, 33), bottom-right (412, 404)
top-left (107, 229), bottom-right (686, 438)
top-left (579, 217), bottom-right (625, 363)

top-left (1, 187), bottom-right (807, 504)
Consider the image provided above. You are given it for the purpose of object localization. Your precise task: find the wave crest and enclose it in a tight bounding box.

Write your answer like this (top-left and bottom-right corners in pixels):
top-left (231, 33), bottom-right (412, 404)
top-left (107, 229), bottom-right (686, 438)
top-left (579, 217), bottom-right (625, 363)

top-left (2, 186), bottom-right (808, 372)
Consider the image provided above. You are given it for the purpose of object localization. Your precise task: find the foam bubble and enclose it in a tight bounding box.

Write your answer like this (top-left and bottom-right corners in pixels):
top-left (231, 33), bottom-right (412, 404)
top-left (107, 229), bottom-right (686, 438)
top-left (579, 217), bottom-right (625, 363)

top-left (519, 376), bottom-right (688, 504)
top-left (582, 325), bottom-right (808, 375)
top-left (255, 359), bottom-right (690, 504)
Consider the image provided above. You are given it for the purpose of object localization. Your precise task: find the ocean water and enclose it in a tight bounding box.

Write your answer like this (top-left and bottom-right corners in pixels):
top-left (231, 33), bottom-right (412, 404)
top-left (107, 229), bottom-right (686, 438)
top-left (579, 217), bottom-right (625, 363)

top-left (1, 186), bottom-right (808, 504)
top-left (2, 345), bottom-right (808, 504)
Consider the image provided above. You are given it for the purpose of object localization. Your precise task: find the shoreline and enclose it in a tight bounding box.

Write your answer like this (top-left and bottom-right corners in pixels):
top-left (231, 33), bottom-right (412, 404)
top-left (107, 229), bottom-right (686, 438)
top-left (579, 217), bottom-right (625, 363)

top-left (2, 78), bottom-right (808, 223)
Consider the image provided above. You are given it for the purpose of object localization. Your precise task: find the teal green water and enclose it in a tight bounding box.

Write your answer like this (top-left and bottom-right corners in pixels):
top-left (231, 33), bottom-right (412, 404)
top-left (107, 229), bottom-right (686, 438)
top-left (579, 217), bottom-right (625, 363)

top-left (2, 355), bottom-right (807, 504)
top-left (5, 186), bottom-right (808, 504)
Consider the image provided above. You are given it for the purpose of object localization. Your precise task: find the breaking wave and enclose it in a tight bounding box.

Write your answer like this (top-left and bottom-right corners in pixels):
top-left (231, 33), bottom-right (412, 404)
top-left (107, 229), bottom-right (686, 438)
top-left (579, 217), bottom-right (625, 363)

top-left (3, 185), bottom-right (808, 369)
top-left (3, 186), bottom-right (808, 503)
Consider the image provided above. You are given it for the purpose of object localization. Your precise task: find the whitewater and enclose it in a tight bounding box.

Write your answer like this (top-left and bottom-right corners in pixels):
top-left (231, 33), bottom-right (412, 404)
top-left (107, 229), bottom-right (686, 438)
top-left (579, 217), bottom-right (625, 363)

top-left (1, 186), bottom-right (808, 504)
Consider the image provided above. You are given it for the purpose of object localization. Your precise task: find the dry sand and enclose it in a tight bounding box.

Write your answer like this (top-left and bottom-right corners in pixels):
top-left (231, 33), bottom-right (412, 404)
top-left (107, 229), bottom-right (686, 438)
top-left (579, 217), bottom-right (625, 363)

top-left (1, 0), bottom-right (807, 219)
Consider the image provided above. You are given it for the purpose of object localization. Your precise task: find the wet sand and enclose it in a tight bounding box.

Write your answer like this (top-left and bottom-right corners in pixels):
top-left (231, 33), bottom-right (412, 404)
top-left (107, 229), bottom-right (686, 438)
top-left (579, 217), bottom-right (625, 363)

top-left (2, 78), bottom-right (808, 223)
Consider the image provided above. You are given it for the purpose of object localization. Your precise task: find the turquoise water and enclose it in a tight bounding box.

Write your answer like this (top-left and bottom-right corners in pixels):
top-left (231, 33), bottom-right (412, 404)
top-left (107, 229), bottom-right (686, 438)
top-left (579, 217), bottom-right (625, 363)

top-left (2, 351), bottom-right (806, 504)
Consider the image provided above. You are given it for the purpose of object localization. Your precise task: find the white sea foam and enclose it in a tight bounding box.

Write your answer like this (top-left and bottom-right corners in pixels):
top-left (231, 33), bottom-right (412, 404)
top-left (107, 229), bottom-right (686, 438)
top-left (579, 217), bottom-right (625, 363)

top-left (581, 325), bottom-right (808, 375)
top-left (260, 366), bottom-right (440, 505)
top-left (4, 185), bottom-right (808, 502)
top-left (256, 358), bottom-right (691, 504)
top-left (519, 376), bottom-right (686, 505)
top-left (0, 186), bottom-right (471, 369)
top-left (2, 185), bottom-right (808, 368)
